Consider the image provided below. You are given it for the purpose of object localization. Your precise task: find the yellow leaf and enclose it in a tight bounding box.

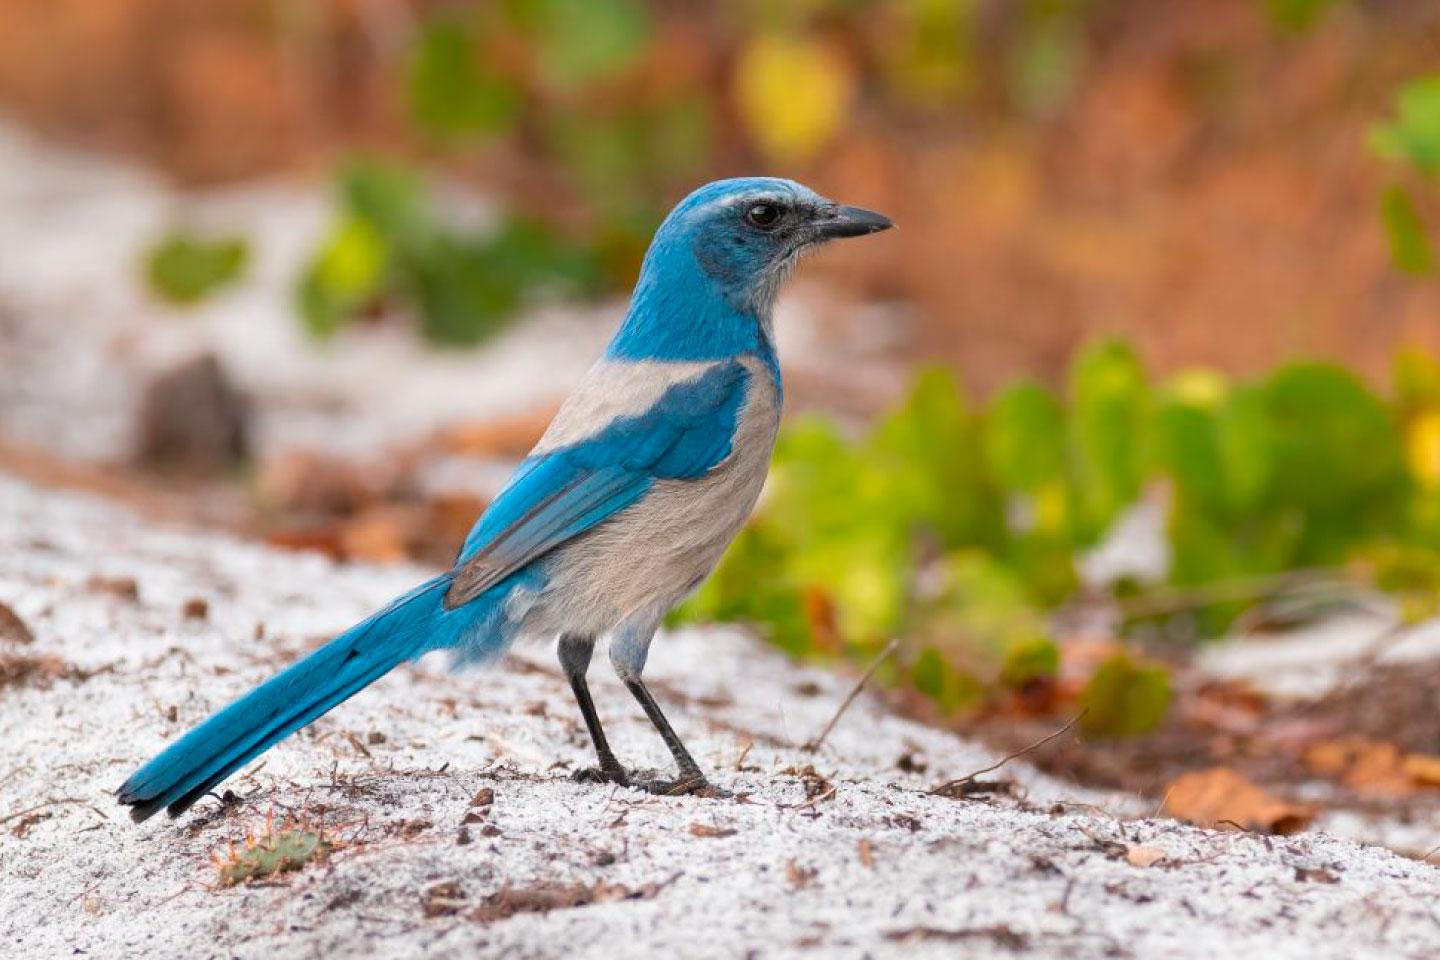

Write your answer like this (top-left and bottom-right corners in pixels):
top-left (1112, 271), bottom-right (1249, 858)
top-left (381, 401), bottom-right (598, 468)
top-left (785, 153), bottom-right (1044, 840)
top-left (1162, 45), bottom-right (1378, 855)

top-left (1407, 411), bottom-right (1440, 487)
top-left (733, 33), bottom-right (855, 164)
top-left (1170, 368), bottom-right (1229, 409)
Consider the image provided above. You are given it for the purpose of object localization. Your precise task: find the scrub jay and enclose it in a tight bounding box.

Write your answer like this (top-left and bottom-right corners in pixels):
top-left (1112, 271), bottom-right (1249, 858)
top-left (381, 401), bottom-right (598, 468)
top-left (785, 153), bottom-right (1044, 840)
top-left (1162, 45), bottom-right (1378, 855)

top-left (118, 177), bottom-right (891, 820)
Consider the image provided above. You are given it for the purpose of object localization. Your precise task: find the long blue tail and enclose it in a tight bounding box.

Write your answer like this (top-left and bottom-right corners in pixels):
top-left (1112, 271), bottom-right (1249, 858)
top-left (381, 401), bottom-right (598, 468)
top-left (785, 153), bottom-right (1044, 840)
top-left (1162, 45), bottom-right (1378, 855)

top-left (119, 573), bottom-right (509, 822)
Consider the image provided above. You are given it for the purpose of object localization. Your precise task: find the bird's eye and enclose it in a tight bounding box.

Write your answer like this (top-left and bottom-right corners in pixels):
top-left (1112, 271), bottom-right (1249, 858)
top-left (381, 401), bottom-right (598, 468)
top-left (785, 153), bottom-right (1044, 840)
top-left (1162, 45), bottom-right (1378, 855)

top-left (745, 202), bottom-right (782, 230)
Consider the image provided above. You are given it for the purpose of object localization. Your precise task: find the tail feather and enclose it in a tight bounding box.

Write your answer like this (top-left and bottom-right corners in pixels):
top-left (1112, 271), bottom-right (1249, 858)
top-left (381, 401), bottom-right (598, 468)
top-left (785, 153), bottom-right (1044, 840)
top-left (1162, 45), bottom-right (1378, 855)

top-left (119, 575), bottom-right (462, 822)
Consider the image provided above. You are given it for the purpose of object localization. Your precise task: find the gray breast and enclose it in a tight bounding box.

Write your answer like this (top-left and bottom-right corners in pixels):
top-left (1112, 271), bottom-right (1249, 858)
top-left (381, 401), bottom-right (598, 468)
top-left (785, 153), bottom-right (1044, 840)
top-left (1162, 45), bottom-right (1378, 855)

top-left (522, 353), bottom-right (781, 639)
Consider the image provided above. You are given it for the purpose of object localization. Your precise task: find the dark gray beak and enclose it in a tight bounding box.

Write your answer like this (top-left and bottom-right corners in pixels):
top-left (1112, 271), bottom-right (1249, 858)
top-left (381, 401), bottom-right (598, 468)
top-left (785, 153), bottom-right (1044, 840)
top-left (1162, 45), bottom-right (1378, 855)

top-left (813, 204), bottom-right (894, 240)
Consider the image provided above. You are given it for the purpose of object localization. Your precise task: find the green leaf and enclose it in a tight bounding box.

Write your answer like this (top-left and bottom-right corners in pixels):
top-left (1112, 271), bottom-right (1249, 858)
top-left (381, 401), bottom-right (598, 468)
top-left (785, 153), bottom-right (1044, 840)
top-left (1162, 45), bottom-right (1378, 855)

top-left (983, 379), bottom-right (1066, 492)
top-left (526, 0), bottom-right (650, 90)
top-left (1001, 637), bottom-right (1059, 688)
top-left (296, 216), bottom-right (387, 339)
top-left (912, 647), bottom-right (985, 713)
top-left (791, 532), bottom-right (908, 644)
top-left (1260, 362), bottom-right (1407, 513)
top-left (144, 231), bottom-right (248, 306)
top-left (918, 550), bottom-right (1050, 673)
top-left (1067, 337), bottom-right (1151, 545)
top-left (1080, 655), bottom-right (1171, 738)
top-left (1380, 184), bottom-right (1433, 276)
top-left (1264, 0), bottom-right (1339, 34)
top-left (866, 365), bottom-right (1000, 548)
top-left (339, 158), bottom-right (432, 248)
top-left (407, 18), bottom-right (518, 138)
top-left (1370, 76), bottom-right (1440, 176)
top-left (1396, 347), bottom-right (1440, 415)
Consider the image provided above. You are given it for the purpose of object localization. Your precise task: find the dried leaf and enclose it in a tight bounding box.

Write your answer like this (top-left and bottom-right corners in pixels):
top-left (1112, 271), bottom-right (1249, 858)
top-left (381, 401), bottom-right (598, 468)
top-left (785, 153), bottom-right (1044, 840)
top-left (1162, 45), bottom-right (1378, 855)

top-left (1304, 737), bottom-right (1415, 797)
top-left (1402, 753), bottom-right (1440, 787)
top-left (340, 506), bottom-right (417, 564)
top-left (435, 405), bottom-right (559, 458)
top-left (1163, 768), bottom-right (1313, 835)
top-left (0, 602), bottom-right (34, 645)
top-left (785, 860), bottom-right (818, 889)
top-left (1125, 845), bottom-right (1167, 867)
top-left (688, 822), bottom-right (737, 839)
top-left (422, 881), bottom-right (468, 918)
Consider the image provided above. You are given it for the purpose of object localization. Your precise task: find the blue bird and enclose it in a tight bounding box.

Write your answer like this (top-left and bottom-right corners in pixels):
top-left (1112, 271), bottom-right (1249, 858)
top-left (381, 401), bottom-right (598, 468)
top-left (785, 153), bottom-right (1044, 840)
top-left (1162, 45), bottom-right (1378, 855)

top-left (118, 178), bottom-right (891, 820)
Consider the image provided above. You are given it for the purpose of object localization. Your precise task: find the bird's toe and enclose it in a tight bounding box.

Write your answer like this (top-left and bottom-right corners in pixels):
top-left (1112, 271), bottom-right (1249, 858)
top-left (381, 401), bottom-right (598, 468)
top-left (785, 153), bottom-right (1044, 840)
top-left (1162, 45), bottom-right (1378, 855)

top-left (571, 763), bottom-right (630, 786)
top-left (633, 773), bottom-right (730, 798)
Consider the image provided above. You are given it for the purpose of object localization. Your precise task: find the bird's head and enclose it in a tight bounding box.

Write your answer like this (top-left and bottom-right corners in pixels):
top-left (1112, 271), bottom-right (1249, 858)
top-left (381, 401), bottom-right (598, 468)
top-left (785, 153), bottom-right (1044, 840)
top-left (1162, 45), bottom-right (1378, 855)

top-left (612, 177), bottom-right (892, 362)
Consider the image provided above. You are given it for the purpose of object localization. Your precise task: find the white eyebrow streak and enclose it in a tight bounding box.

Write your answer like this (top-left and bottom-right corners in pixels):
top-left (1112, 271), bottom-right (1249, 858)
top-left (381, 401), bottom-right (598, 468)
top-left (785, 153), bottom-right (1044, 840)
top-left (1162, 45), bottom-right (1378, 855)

top-left (687, 191), bottom-right (793, 218)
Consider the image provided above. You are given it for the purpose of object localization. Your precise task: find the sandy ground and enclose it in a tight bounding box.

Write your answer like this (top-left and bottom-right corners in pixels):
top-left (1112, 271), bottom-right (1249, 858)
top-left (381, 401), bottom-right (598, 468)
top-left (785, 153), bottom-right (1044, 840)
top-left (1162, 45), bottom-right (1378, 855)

top-left (5, 474), bottom-right (1440, 959)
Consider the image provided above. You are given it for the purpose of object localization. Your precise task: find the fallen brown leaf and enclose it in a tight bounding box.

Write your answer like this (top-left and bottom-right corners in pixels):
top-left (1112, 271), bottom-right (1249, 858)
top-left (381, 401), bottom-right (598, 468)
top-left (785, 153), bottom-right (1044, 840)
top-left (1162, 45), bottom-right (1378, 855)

top-left (85, 575), bottom-right (139, 602)
top-left (1304, 737), bottom-right (1414, 798)
top-left (422, 881), bottom-right (467, 918)
top-left (786, 861), bottom-right (818, 889)
top-left (1401, 753), bottom-right (1440, 787)
top-left (0, 654), bottom-right (78, 689)
top-left (1162, 768), bottom-right (1313, 835)
top-left (340, 505), bottom-right (418, 563)
top-left (1125, 845), bottom-right (1167, 868)
top-left (0, 601), bottom-right (34, 644)
top-left (434, 405), bottom-right (559, 459)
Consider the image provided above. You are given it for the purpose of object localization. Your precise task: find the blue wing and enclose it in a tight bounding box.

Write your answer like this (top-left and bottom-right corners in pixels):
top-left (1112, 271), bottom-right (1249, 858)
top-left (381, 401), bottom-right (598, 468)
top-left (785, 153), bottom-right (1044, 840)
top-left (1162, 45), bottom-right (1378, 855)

top-left (443, 360), bottom-right (751, 608)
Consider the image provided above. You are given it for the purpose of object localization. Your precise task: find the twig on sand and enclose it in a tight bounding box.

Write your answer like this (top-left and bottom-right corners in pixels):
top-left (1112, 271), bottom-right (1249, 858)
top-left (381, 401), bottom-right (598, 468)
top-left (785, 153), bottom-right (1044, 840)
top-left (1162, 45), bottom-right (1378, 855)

top-left (930, 711), bottom-right (1086, 798)
top-left (0, 796), bottom-right (101, 824)
top-left (802, 639), bottom-right (899, 752)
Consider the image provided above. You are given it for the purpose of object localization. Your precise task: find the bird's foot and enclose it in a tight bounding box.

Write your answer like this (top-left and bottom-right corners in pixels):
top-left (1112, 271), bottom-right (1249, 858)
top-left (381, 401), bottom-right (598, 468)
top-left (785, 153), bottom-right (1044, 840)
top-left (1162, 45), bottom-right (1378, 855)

top-left (571, 763), bottom-right (630, 787)
top-left (632, 772), bottom-right (731, 799)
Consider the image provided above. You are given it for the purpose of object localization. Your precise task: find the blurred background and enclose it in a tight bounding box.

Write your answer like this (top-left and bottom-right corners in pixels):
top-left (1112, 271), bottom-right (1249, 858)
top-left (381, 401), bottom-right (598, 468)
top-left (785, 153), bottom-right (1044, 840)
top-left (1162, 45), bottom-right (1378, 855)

top-left (5, 0), bottom-right (1440, 832)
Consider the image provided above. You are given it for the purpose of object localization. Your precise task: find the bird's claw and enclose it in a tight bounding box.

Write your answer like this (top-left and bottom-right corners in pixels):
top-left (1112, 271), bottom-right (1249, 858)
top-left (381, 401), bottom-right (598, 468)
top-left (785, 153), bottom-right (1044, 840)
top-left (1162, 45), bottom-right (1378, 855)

top-left (571, 764), bottom-right (630, 786)
top-left (633, 773), bottom-right (730, 799)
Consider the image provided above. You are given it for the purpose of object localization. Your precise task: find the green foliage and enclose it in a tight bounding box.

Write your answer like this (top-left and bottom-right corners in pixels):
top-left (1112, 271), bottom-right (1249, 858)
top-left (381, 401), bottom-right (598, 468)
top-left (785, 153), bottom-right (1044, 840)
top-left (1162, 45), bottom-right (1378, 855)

top-left (1370, 76), bottom-right (1440, 278)
top-left (1080, 655), bottom-right (1171, 737)
top-left (522, 0), bottom-right (651, 91)
top-left (1264, 0), bottom-right (1341, 34)
top-left (299, 158), bottom-right (603, 346)
top-left (1379, 185), bottom-right (1433, 276)
top-left (1370, 76), bottom-right (1440, 177)
top-left (144, 231), bottom-right (248, 306)
top-left (866, 366), bottom-right (1000, 549)
top-left (681, 334), bottom-right (1440, 738)
top-left (1002, 637), bottom-right (1060, 688)
top-left (1067, 337), bottom-right (1150, 545)
top-left (983, 380), bottom-right (1066, 492)
top-left (1395, 347), bottom-right (1440, 415)
top-left (408, 19), bottom-right (518, 138)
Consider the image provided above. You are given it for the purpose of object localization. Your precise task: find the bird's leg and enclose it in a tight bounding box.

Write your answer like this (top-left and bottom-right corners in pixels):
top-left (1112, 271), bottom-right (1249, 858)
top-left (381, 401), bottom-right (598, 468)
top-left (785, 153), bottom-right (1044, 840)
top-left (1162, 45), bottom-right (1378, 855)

top-left (558, 633), bottom-right (628, 785)
top-left (621, 677), bottom-right (726, 797)
top-left (610, 628), bottom-right (727, 798)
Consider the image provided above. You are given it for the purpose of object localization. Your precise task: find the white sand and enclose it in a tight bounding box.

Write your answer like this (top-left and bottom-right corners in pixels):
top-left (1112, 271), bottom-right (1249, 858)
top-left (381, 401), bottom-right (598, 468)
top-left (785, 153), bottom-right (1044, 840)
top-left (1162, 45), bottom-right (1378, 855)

top-left (3, 472), bottom-right (1440, 959)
